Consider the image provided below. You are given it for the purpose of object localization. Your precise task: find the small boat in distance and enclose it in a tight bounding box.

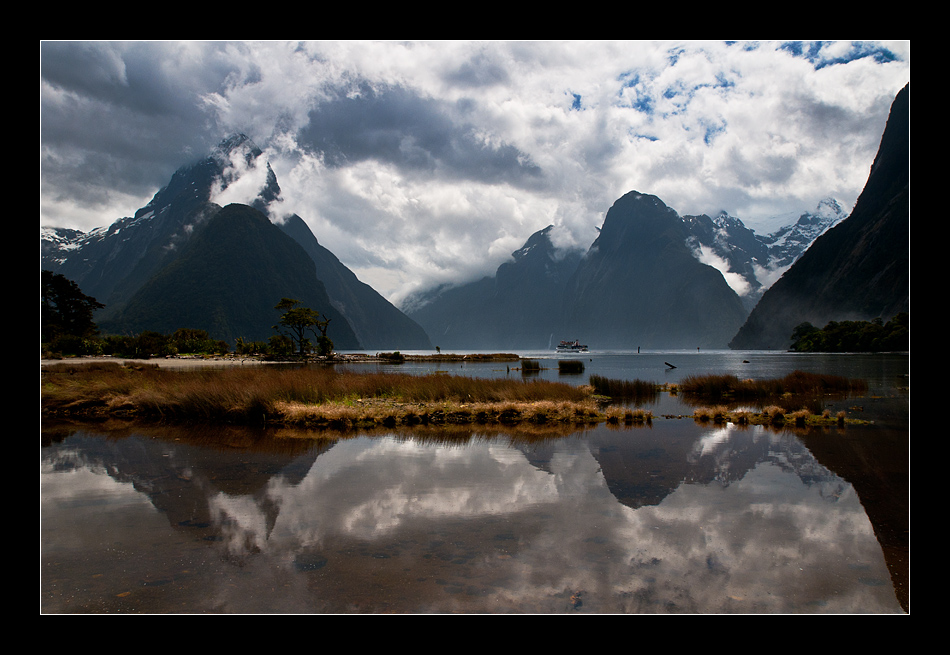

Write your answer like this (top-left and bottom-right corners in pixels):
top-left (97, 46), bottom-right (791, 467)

top-left (556, 339), bottom-right (589, 353)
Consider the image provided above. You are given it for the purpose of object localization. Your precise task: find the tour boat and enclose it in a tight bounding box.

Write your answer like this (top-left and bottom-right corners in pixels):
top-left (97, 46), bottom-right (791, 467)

top-left (556, 339), bottom-right (589, 353)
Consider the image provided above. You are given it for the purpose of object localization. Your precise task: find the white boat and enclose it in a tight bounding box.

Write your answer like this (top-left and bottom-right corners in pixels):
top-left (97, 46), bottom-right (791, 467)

top-left (556, 339), bottom-right (589, 353)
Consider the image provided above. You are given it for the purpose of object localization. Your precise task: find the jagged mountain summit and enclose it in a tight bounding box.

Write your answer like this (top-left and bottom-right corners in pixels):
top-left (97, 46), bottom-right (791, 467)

top-left (758, 198), bottom-right (848, 268)
top-left (682, 198), bottom-right (848, 310)
top-left (405, 225), bottom-right (583, 349)
top-left (41, 134), bottom-right (432, 349)
top-left (729, 83), bottom-right (909, 350)
top-left (98, 202), bottom-right (361, 347)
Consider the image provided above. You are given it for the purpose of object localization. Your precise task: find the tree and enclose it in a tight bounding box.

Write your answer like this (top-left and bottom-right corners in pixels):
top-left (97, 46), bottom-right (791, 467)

top-left (789, 322), bottom-right (822, 352)
top-left (789, 313), bottom-right (909, 352)
top-left (42, 270), bottom-right (104, 343)
top-left (272, 298), bottom-right (333, 356)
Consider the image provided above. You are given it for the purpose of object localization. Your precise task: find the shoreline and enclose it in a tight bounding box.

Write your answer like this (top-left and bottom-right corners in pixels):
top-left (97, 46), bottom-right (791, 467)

top-left (39, 352), bottom-right (524, 369)
top-left (40, 358), bottom-right (873, 431)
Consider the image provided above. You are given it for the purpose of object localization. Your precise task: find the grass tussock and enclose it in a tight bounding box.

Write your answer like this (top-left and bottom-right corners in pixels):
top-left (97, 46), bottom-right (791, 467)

top-left (558, 360), bottom-right (585, 374)
top-left (588, 375), bottom-right (661, 402)
top-left (692, 405), bottom-right (732, 423)
top-left (605, 405), bottom-right (653, 425)
top-left (679, 370), bottom-right (867, 402)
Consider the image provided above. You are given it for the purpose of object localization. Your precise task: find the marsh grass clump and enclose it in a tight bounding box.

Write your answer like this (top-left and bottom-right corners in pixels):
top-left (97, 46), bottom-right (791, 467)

top-left (733, 410), bottom-right (753, 425)
top-left (692, 405), bottom-right (731, 423)
top-left (558, 360), bottom-right (585, 374)
top-left (787, 408), bottom-right (811, 427)
top-left (606, 406), bottom-right (653, 425)
top-left (589, 375), bottom-right (660, 403)
top-left (762, 405), bottom-right (786, 424)
top-left (521, 359), bottom-right (541, 374)
top-left (679, 370), bottom-right (866, 403)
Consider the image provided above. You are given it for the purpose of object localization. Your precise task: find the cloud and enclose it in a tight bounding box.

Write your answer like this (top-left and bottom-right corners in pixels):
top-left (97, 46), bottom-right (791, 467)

top-left (296, 81), bottom-right (543, 187)
top-left (690, 242), bottom-right (753, 297)
top-left (40, 40), bottom-right (910, 303)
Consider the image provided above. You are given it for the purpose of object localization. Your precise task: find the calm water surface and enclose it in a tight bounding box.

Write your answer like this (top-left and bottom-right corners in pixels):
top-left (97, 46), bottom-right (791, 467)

top-left (40, 351), bottom-right (909, 614)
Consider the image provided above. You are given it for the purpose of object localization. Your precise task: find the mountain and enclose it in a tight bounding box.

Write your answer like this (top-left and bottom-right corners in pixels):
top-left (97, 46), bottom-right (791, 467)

top-left (98, 203), bottom-right (360, 347)
top-left (407, 192), bottom-right (754, 350)
top-left (682, 199), bottom-right (848, 311)
top-left (406, 189), bottom-right (847, 351)
top-left (41, 134), bottom-right (431, 350)
top-left (277, 214), bottom-right (432, 349)
top-left (729, 83), bottom-right (909, 350)
top-left (405, 225), bottom-right (583, 349)
top-left (44, 135), bottom-right (273, 316)
top-left (560, 191), bottom-right (749, 349)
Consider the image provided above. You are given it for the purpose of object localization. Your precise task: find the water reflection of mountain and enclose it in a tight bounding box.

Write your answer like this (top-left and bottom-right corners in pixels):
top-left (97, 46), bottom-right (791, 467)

top-left (587, 422), bottom-right (847, 511)
top-left (42, 420), bottom-right (872, 532)
top-left (42, 418), bottom-right (906, 613)
top-left (42, 422), bottom-right (333, 540)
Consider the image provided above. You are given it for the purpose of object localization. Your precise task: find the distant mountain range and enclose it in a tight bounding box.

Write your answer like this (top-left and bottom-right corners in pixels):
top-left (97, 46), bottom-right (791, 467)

top-left (404, 192), bottom-right (849, 350)
top-left (41, 134), bottom-right (432, 349)
top-left (41, 85), bottom-right (908, 353)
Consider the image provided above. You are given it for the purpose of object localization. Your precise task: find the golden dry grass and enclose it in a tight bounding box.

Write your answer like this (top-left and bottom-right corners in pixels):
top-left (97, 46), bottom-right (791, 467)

top-left (41, 361), bottom-right (598, 428)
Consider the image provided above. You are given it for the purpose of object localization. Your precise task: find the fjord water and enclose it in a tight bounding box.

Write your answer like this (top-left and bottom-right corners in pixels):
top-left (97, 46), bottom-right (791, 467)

top-left (41, 350), bottom-right (909, 613)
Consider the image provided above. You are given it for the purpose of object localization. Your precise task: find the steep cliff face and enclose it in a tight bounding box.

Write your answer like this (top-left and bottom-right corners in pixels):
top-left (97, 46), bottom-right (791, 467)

top-left (729, 84), bottom-right (909, 350)
top-left (561, 191), bottom-right (748, 349)
top-left (278, 214), bottom-right (431, 350)
top-left (97, 203), bottom-right (361, 348)
top-left (407, 225), bottom-right (583, 349)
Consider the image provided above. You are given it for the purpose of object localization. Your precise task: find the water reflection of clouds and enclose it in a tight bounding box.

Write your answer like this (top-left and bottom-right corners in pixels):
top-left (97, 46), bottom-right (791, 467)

top-left (262, 437), bottom-right (566, 543)
top-left (625, 462), bottom-right (890, 613)
top-left (261, 434), bottom-right (895, 612)
top-left (691, 424), bottom-right (738, 458)
top-left (42, 428), bottom-right (902, 613)
top-left (42, 463), bottom-right (159, 555)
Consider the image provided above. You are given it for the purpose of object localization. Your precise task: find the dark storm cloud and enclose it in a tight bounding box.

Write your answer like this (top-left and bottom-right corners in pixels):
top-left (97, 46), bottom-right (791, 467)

top-left (40, 41), bottom-right (245, 207)
top-left (298, 82), bottom-right (542, 186)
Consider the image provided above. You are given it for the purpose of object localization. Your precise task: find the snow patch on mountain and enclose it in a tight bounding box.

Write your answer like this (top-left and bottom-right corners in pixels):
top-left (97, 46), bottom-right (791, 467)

top-left (685, 197), bottom-right (848, 302)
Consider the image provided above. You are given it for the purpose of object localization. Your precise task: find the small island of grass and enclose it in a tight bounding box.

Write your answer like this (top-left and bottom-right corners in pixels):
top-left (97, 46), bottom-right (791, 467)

top-left (41, 360), bottom-right (874, 433)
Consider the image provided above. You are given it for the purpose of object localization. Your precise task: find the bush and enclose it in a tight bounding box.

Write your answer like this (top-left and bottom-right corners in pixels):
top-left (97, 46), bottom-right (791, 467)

top-left (46, 334), bottom-right (103, 357)
top-left (588, 375), bottom-right (660, 402)
top-left (790, 313), bottom-right (908, 352)
top-left (558, 360), bottom-right (585, 374)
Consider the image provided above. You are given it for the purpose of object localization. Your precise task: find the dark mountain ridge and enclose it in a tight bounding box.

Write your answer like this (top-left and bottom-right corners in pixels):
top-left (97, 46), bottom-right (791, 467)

top-left (277, 213), bottom-right (431, 349)
top-left (729, 83), bottom-right (909, 350)
top-left (408, 192), bottom-right (751, 350)
top-left (560, 191), bottom-right (749, 349)
top-left (98, 203), bottom-right (360, 347)
top-left (41, 134), bottom-right (431, 350)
